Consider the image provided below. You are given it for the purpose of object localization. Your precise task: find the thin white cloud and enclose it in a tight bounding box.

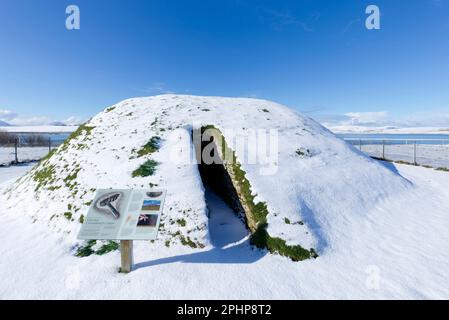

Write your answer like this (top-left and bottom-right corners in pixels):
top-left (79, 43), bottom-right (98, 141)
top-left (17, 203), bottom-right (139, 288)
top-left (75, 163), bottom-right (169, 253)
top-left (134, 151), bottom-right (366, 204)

top-left (8, 116), bottom-right (54, 126)
top-left (0, 109), bottom-right (83, 126)
top-left (61, 116), bottom-right (84, 126)
top-left (256, 7), bottom-right (314, 32)
top-left (0, 109), bottom-right (18, 121)
top-left (430, 0), bottom-right (443, 8)
top-left (401, 113), bottom-right (449, 127)
top-left (316, 110), bottom-right (449, 129)
top-left (343, 18), bottom-right (361, 33)
top-left (135, 82), bottom-right (175, 95)
top-left (148, 82), bottom-right (170, 93)
top-left (344, 111), bottom-right (388, 125)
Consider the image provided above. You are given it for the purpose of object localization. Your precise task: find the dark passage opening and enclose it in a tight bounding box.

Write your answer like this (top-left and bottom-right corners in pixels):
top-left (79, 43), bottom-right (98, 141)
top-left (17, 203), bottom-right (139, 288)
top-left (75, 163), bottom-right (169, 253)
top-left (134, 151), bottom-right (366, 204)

top-left (196, 129), bottom-right (249, 247)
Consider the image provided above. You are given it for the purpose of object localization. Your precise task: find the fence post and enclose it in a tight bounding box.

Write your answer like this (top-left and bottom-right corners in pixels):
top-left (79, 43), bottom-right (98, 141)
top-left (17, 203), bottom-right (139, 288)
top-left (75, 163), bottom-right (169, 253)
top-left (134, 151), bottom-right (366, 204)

top-left (359, 139), bottom-right (362, 151)
top-left (382, 140), bottom-right (385, 159)
top-left (14, 137), bottom-right (19, 164)
top-left (48, 137), bottom-right (51, 153)
top-left (413, 141), bottom-right (417, 165)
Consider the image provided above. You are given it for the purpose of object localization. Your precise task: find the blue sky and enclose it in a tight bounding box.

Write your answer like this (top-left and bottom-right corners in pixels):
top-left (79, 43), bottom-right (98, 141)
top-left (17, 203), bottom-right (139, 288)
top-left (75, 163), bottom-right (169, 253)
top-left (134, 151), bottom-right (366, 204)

top-left (0, 0), bottom-right (448, 127)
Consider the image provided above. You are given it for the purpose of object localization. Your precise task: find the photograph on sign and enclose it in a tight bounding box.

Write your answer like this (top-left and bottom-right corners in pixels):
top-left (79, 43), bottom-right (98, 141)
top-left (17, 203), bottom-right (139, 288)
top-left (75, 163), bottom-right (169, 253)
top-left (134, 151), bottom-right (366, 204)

top-left (141, 200), bottom-right (161, 211)
top-left (137, 214), bottom-right (158, 227)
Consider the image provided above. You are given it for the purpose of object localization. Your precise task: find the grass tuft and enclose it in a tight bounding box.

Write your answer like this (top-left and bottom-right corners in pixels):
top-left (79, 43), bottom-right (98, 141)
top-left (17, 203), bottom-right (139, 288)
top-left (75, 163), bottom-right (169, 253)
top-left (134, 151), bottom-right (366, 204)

top-left (176, 218), bottom-right (187, 227)
top-left (295, 148), bottom-right (312, 157)
top-left (32, 164), bottom-right (56, 191)
top-left (136, 136), bottom-right (161, 157)
top-left (132, 160), bottom-right (159, 177)
top-left (251, 224), bottom-right (317, 261)
top-left (75, 240), bottom-right (119, 257)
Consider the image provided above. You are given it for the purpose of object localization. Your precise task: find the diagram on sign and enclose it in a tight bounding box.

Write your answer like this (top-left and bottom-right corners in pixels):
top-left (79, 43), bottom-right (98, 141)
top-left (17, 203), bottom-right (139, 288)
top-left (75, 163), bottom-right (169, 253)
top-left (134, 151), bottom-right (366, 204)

top-left (95, 192), bottom-right (123, 219)
top-left (77, 189), bottom-right (166, 240)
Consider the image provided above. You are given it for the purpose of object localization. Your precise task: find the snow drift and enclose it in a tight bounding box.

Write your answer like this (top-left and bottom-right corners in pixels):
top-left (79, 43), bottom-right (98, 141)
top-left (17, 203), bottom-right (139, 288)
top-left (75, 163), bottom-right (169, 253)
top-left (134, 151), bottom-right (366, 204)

top-left (0, 95), bottom-right (410, 260)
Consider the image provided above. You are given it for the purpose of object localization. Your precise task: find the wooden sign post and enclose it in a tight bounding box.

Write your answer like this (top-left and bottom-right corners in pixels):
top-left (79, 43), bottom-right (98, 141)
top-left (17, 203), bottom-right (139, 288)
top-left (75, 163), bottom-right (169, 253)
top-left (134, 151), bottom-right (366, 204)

top-left (120, 240), bottom-right (133, 273)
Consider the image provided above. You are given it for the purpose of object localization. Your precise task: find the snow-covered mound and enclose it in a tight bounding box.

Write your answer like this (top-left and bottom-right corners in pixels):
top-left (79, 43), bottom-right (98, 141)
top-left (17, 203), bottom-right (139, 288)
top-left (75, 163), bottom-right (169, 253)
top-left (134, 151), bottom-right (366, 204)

top-left (0, 95), bottom-right (410, 260)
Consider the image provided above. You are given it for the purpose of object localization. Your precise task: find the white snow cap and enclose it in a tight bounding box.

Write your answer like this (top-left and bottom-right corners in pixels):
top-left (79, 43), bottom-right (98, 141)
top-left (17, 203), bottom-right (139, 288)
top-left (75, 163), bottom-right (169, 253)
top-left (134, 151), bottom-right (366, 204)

top-left (0, 94), bottom-right (410, 255)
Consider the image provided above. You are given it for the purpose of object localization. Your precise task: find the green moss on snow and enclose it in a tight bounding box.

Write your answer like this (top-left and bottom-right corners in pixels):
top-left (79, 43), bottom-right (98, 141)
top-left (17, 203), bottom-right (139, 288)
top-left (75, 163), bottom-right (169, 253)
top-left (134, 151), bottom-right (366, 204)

top-left (132, 159), bottom-right (159, 177)
top-left (59, 124), bottom-right (95, 152)
top-left (203, 125), bottom-right (317, 261)
top-left (32, 164), bottom-right (56, 191)
top-left (136, 136), bottom-right (161, 157)
top-left (75, 240), bottom-right (119, 257)
top-left (176, 218), bottom-right (187, 227)
top-left (63, 212), bottom-right (73, 220)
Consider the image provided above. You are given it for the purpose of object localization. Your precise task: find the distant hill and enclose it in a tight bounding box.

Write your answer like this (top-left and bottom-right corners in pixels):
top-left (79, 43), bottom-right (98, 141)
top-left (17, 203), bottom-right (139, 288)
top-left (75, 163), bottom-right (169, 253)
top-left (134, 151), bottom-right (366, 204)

top-left (0, 120), bottom-right (11, 127)
top-left (50, 121), bottom-right (67, 126)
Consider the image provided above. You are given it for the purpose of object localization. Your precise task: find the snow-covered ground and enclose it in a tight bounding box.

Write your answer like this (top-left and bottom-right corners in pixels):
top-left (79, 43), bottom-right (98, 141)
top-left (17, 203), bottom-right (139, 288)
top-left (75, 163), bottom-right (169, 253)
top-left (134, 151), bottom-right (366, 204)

top-left (0, 147), bottom-right (50, 166)
top-left (327, 125), bottom-right (449, 134)
top-left (0, 126), bottom-right (78, 133)
top-left (2, 95), bottom-right (411, 257)
top-left (0, 163), bottom-right (35, 183)
top-left (0, 161), bottom-right (448, 299)
top-left (358, 144), bottom-right (449, 168)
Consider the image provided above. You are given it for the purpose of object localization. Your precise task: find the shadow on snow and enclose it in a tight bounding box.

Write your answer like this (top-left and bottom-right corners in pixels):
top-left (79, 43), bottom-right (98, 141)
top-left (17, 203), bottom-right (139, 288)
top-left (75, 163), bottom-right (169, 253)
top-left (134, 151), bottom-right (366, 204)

top-left (133, 188), bottom-right (266, 269)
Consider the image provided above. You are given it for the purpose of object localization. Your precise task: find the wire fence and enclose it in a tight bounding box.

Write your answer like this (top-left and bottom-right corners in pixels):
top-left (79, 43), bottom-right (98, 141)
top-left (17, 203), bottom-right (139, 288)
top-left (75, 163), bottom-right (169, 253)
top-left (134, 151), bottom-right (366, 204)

top-left (345, 138), bottom-right (449, 169)
top-left (2, 133), bottom-right (448, 170)
top-left (0, 135), bottom-right (66, 166)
